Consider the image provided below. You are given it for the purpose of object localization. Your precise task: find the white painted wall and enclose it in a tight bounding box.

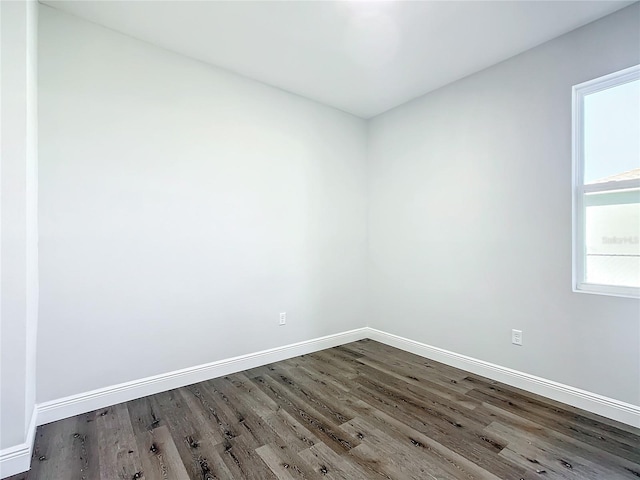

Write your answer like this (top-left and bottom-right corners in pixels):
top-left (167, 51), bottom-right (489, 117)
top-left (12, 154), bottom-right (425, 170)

top-left (36, 1), bottom-right (639, 415)
top-left (37, 6), bottom-right (367, 403)
top-left (0, 0), bottom-right (38, 452)
top-left (368, 3), bottom-right (640, 405)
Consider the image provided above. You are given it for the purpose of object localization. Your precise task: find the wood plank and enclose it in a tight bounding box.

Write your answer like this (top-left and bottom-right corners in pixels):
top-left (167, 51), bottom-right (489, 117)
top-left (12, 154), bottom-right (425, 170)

top-left (251, 370), bottom-right (361, 455)
top-left (213, 374), bottom-right (320, 453)
top-left (127, 397), bottom-right (190, 480)
top-left (297, 441), bottom-right (382, 479)
top-left (95, 403), bottom-right (144, 480)
top-left (213, 434), bottom-right (277, 480)
top-left (255, 443), bottom-right (319, 479)
top-left (148, 389), bottom-right (226, 480)
top-left (466, 385), bottom-right (640, 463)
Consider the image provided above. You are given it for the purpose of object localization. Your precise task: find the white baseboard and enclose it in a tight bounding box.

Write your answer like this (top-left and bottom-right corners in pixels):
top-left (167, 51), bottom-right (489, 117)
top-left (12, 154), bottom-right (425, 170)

top-left (0, 407), bottom-right (37, 478)
top-left (37, 326), bottom-right (639, 429)
top-left (4, 325), bottom-right (638, 478)
top-left (366, 328), bottom-right (640, 428)
top-left (36, 328), bottom-right (369, 427)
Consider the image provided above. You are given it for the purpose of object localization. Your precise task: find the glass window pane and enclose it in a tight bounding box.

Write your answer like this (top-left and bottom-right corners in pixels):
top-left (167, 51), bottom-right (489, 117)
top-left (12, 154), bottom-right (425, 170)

top-left (583, 79), bottom-right (640, 185)
top-left (584, 189), bottom-right (640, 287)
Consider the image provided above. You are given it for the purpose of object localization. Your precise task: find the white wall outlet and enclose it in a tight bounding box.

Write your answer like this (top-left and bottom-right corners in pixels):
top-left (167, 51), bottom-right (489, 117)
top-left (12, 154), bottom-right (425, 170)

top-left (279, 312), bottom-right (286, 326)
top-left (512, 329), bottom-right (523, 346)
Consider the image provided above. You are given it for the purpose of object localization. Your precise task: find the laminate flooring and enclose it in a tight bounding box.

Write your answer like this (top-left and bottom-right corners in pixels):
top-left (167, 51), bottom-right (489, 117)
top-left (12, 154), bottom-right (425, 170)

top-left (5, 339), bottom-right (640, 479)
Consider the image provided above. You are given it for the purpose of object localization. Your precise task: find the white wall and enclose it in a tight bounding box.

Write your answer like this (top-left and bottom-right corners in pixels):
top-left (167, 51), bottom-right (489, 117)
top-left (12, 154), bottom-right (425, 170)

top-left (0, 0), bottom-right (38, 452)
top-left (368, 3), bottom-right (640, 405)
top-left (36, 2), bottom-right (640, 413)
top-left (37, 6), bottom-right (367, 403)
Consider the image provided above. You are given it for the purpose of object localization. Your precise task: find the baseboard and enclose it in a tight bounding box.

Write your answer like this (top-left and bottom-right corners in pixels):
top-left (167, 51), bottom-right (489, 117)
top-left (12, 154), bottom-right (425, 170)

top-left (34, 326), bottom-right (640, 429)
top-left (36, 327), bottom-right (369, 427)
top-left (0, 407), bottom-right (37, 478)
top-left (366, 328), bottom-right (640, 428)
top-left (5, 325), bottom-right (637, 478)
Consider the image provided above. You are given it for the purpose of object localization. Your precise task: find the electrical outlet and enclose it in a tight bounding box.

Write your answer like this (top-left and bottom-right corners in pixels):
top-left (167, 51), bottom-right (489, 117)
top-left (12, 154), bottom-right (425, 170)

top-left (279, 312), bottom-right (286, 326)
top-left (512, 329), bottom-right (523, 346)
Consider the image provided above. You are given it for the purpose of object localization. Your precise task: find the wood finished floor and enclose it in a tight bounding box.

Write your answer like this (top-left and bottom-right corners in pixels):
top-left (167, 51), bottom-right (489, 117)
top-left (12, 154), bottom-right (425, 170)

top-left (6, 339), bottom-right (640, 480)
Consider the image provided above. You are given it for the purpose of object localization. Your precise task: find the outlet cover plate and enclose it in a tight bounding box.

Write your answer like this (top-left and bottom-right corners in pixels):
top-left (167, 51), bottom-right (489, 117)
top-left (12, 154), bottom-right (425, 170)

top-left (512, 329), bottom-right (523, 346)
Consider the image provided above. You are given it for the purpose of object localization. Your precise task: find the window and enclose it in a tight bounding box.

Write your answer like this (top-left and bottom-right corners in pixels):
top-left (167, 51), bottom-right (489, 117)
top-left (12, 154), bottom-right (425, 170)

top-left (573, 65), bottom-right (640, 298)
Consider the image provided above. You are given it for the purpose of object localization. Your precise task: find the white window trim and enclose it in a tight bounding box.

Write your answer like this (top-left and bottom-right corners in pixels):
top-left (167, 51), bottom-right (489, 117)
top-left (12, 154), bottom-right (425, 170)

top-left (572, 64), bottom-right (640, 299)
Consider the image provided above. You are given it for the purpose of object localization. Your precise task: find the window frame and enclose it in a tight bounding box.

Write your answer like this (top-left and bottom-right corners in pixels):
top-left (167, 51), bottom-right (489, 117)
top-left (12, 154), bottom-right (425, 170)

top-left (572, 64), bottom-right (640, 299)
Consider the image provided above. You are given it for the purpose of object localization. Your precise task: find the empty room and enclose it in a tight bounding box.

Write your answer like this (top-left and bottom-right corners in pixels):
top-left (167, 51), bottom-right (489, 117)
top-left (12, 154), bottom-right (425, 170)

top-left (1, 0), bottom-right (639, 478)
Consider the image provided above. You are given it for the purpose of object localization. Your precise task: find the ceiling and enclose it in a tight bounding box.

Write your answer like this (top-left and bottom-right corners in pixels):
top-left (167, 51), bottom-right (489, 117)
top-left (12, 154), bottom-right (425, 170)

top-left (42, 1), bottom-right (635, 118)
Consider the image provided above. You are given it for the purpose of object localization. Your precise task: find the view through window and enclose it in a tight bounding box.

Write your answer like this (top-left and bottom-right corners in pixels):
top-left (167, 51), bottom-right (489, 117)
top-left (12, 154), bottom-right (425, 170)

top-left (574, 66), bottom-right (640, 297)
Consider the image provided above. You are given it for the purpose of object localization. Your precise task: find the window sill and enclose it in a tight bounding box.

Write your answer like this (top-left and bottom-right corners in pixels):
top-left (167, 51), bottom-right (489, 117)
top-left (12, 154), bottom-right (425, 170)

top-left (574, 283), bottom-right (640, 299)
